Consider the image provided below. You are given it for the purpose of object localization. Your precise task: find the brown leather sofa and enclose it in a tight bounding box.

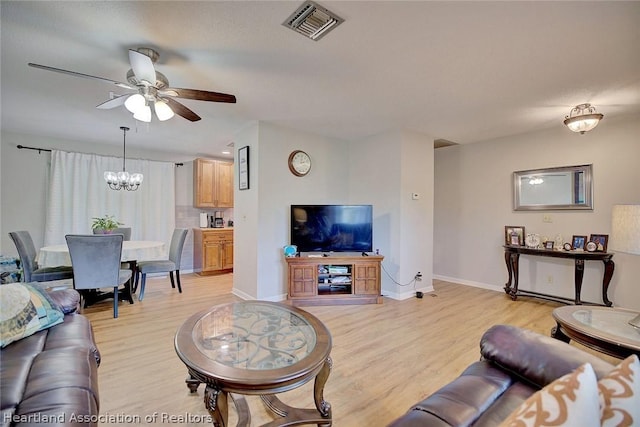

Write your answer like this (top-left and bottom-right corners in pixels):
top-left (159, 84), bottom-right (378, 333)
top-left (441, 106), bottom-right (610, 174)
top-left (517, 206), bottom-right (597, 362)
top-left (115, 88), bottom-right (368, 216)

top-left (1, 288), bottom-right (101, 427)
top-left (388, 324), bottom-right (616, 427)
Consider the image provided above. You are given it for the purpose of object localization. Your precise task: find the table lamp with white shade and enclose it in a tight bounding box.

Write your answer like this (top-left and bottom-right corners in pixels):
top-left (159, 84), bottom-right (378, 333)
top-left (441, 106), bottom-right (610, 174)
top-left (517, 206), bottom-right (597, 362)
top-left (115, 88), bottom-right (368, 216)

top-left (610, 204), bottom-right (640, 328)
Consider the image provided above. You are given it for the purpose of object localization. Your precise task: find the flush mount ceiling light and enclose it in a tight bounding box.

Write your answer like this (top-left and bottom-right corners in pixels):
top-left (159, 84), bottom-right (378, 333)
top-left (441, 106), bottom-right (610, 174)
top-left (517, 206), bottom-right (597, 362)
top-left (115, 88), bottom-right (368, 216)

top-left (563, 103), bottom-right (604, 134)
top-left (104, 126), bottom-right (143, 191)
top-left (283, 1), bottom-right (344, 41)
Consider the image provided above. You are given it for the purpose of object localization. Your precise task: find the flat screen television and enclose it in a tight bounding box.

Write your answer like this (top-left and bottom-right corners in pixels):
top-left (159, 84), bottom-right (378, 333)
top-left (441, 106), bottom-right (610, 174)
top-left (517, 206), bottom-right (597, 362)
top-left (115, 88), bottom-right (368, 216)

top-left (291, 205), bottom-right (373, 253)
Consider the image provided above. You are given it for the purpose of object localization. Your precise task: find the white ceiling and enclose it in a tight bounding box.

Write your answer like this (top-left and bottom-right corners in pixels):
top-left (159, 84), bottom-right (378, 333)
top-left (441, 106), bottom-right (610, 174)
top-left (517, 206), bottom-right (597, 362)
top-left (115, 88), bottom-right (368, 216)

top-left (2, 1), bottom-right (639, 159)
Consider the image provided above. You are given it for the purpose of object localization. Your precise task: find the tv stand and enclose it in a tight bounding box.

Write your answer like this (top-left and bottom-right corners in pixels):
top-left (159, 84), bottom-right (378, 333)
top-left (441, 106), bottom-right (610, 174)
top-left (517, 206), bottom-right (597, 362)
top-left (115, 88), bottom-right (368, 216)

top-left (286, 255), bottom-right (384, 306)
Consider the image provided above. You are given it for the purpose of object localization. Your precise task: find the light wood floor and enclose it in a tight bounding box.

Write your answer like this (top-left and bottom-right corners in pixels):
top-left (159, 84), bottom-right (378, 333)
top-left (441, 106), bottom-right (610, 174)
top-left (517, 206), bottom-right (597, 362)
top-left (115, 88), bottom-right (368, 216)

top-left (82, 273), bottom-right (616, 426)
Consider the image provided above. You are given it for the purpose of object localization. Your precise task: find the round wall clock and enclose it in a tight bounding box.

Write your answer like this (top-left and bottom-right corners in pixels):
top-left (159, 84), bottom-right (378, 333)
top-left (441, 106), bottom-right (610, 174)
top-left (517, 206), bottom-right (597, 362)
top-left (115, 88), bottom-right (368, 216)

top-left (288, 150), bottom-right (311, 177)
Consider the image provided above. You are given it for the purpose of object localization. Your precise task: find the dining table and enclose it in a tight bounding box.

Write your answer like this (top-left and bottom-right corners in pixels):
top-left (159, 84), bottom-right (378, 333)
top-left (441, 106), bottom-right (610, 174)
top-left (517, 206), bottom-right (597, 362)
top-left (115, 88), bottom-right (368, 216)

top-left (37, 240), bottom-right (166, 294)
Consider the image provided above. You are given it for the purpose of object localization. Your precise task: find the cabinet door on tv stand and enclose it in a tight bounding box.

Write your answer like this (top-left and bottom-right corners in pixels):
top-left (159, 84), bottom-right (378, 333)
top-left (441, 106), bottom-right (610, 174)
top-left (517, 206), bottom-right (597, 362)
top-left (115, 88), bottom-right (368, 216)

top-left (289, 264), bottom-right (317, 297)
top-left (353, 262), bottom-right (380, 295)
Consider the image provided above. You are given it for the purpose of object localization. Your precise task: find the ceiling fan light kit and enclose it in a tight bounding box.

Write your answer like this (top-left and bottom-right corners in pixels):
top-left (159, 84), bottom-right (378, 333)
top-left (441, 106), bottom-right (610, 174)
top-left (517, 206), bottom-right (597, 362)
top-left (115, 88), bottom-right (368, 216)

top-left (104, 126), bottom-right (143, 191)
top-left (564, 103), bottom-right (604, 134)
top-left (28, 47), bottom-right (236, 123)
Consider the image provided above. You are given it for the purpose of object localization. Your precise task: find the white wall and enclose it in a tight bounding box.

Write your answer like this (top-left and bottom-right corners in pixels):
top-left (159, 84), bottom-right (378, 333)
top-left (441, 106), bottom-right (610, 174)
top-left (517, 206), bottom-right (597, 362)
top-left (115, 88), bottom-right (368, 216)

top-left (231, 124), bottom-right (435, 301)
top-left (349, 131), bottom-right (434, 299)
top-left (232, 122), bottom-right (351, 301)
top-left (434, 113), bottom-right (640, 310)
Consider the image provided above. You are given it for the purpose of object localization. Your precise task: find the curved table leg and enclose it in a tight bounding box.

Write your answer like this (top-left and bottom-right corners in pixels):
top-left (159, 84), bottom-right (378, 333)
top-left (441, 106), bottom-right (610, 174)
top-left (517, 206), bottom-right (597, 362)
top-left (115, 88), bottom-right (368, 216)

top-left (574, 259), bottom-right (585, 305)
top-left (602, 259), bottom-right (615, 307)
top-left (504, 251), bottom-right (513, 294)
top-left (551, 323), bottom-right (570, 343)
top-left (259, 357), bottom-right (333, 427)
top-left (204, 386), bottom-right (229, 427)
top-left (314, 357), bottom-right (333, 422)
top-left (504, 253), bottom-right (520, 300)
top-left (186, 374), bottom-right (200, 393)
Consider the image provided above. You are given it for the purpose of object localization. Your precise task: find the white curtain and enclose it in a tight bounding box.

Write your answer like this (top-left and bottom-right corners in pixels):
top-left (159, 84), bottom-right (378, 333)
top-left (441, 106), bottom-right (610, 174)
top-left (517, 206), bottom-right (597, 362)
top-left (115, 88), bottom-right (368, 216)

top-left (44, 150), bottom-right (175, 249)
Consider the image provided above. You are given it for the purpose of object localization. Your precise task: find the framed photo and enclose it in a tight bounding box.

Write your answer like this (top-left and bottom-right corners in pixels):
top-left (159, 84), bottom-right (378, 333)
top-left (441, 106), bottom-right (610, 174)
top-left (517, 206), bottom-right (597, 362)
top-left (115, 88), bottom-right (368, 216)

top-left (589, 234), bottom-right (609, 252)
top-left (505, 226), bottom-right (525, 246)
top-left (238, 146), bottom-right (249, 190)
top-left (571, 235), bottom-right (587, 250)
top-left (544, 241), bottom-right (554, 250)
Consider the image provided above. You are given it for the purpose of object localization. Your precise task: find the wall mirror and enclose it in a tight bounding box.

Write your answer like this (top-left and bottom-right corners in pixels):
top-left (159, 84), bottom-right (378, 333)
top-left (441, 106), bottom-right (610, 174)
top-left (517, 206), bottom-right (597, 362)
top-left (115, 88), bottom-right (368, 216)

top-left (513, 164), bottom-right (593, 211)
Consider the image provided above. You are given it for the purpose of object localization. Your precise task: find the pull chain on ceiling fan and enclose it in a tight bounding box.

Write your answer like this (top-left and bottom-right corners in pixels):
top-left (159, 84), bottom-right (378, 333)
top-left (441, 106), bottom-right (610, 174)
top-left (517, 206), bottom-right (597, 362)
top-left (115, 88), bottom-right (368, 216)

top-left (28, 47), bottom-right (236, 123)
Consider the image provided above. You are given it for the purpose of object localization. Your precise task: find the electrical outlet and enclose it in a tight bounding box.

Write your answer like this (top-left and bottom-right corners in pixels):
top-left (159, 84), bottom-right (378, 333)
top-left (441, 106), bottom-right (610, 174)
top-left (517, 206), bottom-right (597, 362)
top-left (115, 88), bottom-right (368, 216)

top-left (543, 214), bottom-right (552, 223)
top-left (547, 275), bottom-right (553, 284)
top-left (415, 272), bottom-right (422, 281)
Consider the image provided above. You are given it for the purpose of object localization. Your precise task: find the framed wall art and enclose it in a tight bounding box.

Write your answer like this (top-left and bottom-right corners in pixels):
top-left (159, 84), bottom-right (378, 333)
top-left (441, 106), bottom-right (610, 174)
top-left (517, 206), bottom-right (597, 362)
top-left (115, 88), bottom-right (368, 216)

top-left (238, 146), bottom-right (249, 190)
top-left (505, 226), bottom-right (525, 246)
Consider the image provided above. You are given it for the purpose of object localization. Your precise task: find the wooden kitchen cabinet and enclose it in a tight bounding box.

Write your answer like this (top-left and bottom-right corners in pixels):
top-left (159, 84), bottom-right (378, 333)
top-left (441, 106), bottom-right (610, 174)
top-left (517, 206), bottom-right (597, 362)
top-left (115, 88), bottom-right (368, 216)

top-left (193, 158), bottom-right (234, 208)
top-left (193, 229), bottom-right (233, 275)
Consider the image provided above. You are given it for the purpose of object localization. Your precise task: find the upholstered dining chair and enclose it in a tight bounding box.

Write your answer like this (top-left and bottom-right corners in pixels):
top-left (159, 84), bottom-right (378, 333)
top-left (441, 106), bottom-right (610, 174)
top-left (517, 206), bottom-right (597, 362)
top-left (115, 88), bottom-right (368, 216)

top-left (92, 227), bottom-right (132, 240)
top-left (65, 234), bottom-right (133, 318)
top-left (9, 230), bottom-right (74, 283)
top-left (136, 228), bottom-right (188, 301)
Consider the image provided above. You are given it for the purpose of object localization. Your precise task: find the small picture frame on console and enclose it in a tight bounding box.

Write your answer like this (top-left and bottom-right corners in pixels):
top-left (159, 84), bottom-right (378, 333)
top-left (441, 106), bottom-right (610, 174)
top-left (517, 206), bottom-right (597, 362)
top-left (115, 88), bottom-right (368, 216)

top-left (589, 234), bottom-right (609, 252)
top-left (505, 226), bottom-right (525, 246)
top-left (544, 241), bottom-right (554, 250)
top-left (571, 235), bottom-right (587, 250)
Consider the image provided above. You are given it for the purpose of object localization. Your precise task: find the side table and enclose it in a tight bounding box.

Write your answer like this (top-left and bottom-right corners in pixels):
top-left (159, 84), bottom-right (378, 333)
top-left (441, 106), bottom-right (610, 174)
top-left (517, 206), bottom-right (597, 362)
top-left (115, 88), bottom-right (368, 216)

top-left (551, 305), bottom-right (640, 359)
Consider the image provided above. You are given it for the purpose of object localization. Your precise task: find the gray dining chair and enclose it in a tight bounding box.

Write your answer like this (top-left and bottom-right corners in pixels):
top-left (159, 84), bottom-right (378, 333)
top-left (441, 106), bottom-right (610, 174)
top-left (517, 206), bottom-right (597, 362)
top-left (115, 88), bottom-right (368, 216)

top-left (136, 228), bottom-right (188, 301)
top-left (92, 227), bottom-right (132, 240)
top-left (65, 234), bottom-right (133, 318)
top-left (9, 230), bottom-right (74, 283)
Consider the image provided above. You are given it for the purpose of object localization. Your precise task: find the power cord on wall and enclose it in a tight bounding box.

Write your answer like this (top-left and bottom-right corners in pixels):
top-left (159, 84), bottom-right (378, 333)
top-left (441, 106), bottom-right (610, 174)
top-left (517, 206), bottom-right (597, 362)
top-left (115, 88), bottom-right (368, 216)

top-left (381, 262), bottom-right (428, 298)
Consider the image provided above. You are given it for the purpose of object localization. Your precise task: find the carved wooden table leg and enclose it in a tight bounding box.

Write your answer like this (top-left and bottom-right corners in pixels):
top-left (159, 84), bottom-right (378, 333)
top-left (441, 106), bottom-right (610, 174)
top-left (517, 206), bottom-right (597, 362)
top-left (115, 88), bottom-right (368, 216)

top-left (185, 374), bottom-right (200, 393)
top-left (601, 259), bottom-right (615, 307)
top-left (574, 259), bottom-right (585, 305)
top-left (258, 357), bottom-right (333, 427)
top-left (204, 385), bottom-right (229, 427)
top-left (505, 253), bottom-right (520, 300)
top-left (504, 251), bottom-right (513, 295)
top-left (551, 323), bottom-right (570, 343)
top-left (314, 356), bottom-right (333, 424)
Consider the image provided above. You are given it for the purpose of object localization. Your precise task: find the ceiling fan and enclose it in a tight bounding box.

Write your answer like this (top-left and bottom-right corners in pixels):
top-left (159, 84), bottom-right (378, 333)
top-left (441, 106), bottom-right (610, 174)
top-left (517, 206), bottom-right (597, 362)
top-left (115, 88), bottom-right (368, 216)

top-left (28, 47), bottom-right (236, 122)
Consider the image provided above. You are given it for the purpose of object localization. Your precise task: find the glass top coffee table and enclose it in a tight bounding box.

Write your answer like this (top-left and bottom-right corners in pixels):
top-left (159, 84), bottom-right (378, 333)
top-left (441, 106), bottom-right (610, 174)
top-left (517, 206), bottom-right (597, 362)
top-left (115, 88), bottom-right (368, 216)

top-left (174, 301), bottom-right (332, 426)
top-left (551, 305), bottom-right (640, 359)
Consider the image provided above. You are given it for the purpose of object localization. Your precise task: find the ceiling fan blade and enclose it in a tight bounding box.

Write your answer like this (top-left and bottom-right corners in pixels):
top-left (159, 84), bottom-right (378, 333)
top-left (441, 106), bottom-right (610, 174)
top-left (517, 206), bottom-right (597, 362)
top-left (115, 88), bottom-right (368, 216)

top-left (96, 94), bottom-right (130, 109)
top-left (28, 63), bottom-right (133, 89)
top-left (128, 49), bottom-right (156, 85)
top-left (164, 98), bottom-right (201, 122)
top-left (165, 87), bottom-right (236, 103)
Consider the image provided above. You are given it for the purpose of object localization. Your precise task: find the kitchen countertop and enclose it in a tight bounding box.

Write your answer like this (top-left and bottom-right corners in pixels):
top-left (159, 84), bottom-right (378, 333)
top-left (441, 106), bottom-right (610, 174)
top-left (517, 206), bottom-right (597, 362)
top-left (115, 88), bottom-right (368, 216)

top-left (194, 227), bottom-right (234, 231)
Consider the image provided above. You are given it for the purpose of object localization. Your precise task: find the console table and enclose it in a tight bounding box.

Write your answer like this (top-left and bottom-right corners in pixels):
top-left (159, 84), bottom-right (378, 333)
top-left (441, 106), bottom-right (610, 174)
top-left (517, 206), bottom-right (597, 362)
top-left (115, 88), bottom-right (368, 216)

top-left (503, 245), bottom-right (614, 306)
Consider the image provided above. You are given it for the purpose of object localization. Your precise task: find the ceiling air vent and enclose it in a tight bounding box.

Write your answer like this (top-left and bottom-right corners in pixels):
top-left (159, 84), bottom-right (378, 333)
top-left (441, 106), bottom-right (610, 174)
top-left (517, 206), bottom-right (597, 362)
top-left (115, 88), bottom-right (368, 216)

top-left (283, 1), bottom-right (344, 41)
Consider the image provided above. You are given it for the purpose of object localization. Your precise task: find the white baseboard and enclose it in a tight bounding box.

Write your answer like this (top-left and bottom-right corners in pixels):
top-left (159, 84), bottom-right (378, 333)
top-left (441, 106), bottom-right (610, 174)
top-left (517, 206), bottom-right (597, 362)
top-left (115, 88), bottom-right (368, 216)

top-left (433, 274), bottom-right (503, 293)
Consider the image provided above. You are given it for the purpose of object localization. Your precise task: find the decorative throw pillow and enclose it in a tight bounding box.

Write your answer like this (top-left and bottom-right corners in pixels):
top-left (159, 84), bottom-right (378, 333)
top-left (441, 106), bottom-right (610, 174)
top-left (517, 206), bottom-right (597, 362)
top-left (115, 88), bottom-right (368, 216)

top-left (499, 363), bottom-right (600, 427)
top-left (0, 282), bottom-right (64, 347)
top-left (599, 354), bottom-right (640, 427)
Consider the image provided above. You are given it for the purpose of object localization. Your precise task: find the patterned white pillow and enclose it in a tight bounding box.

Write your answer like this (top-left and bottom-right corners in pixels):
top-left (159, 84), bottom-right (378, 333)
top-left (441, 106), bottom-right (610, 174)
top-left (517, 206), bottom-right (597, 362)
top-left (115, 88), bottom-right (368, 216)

top-left (599, 354), bottom-right (640, 427)
top-left (500, 363), bottom-right (600, 427)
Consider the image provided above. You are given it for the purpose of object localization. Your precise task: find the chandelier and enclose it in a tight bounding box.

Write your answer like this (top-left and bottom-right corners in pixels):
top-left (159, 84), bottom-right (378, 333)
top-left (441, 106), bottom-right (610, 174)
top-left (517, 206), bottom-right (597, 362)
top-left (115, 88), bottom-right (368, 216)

top-left (104, 126), bottom-right (143, 191)
top-left (563, 103), bottom-right (604, 134)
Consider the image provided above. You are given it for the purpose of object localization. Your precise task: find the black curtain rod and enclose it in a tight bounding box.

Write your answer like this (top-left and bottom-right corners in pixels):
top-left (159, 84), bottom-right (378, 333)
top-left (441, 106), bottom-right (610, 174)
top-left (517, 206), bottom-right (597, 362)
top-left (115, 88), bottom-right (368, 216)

top-left (17, 144), bottom-right (184, 166)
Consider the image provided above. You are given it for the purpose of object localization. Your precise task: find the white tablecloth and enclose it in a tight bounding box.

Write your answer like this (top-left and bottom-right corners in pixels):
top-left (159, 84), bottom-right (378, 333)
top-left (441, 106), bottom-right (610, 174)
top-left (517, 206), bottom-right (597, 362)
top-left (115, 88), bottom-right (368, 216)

top-left (37, 240), bottom-right (166, 267)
